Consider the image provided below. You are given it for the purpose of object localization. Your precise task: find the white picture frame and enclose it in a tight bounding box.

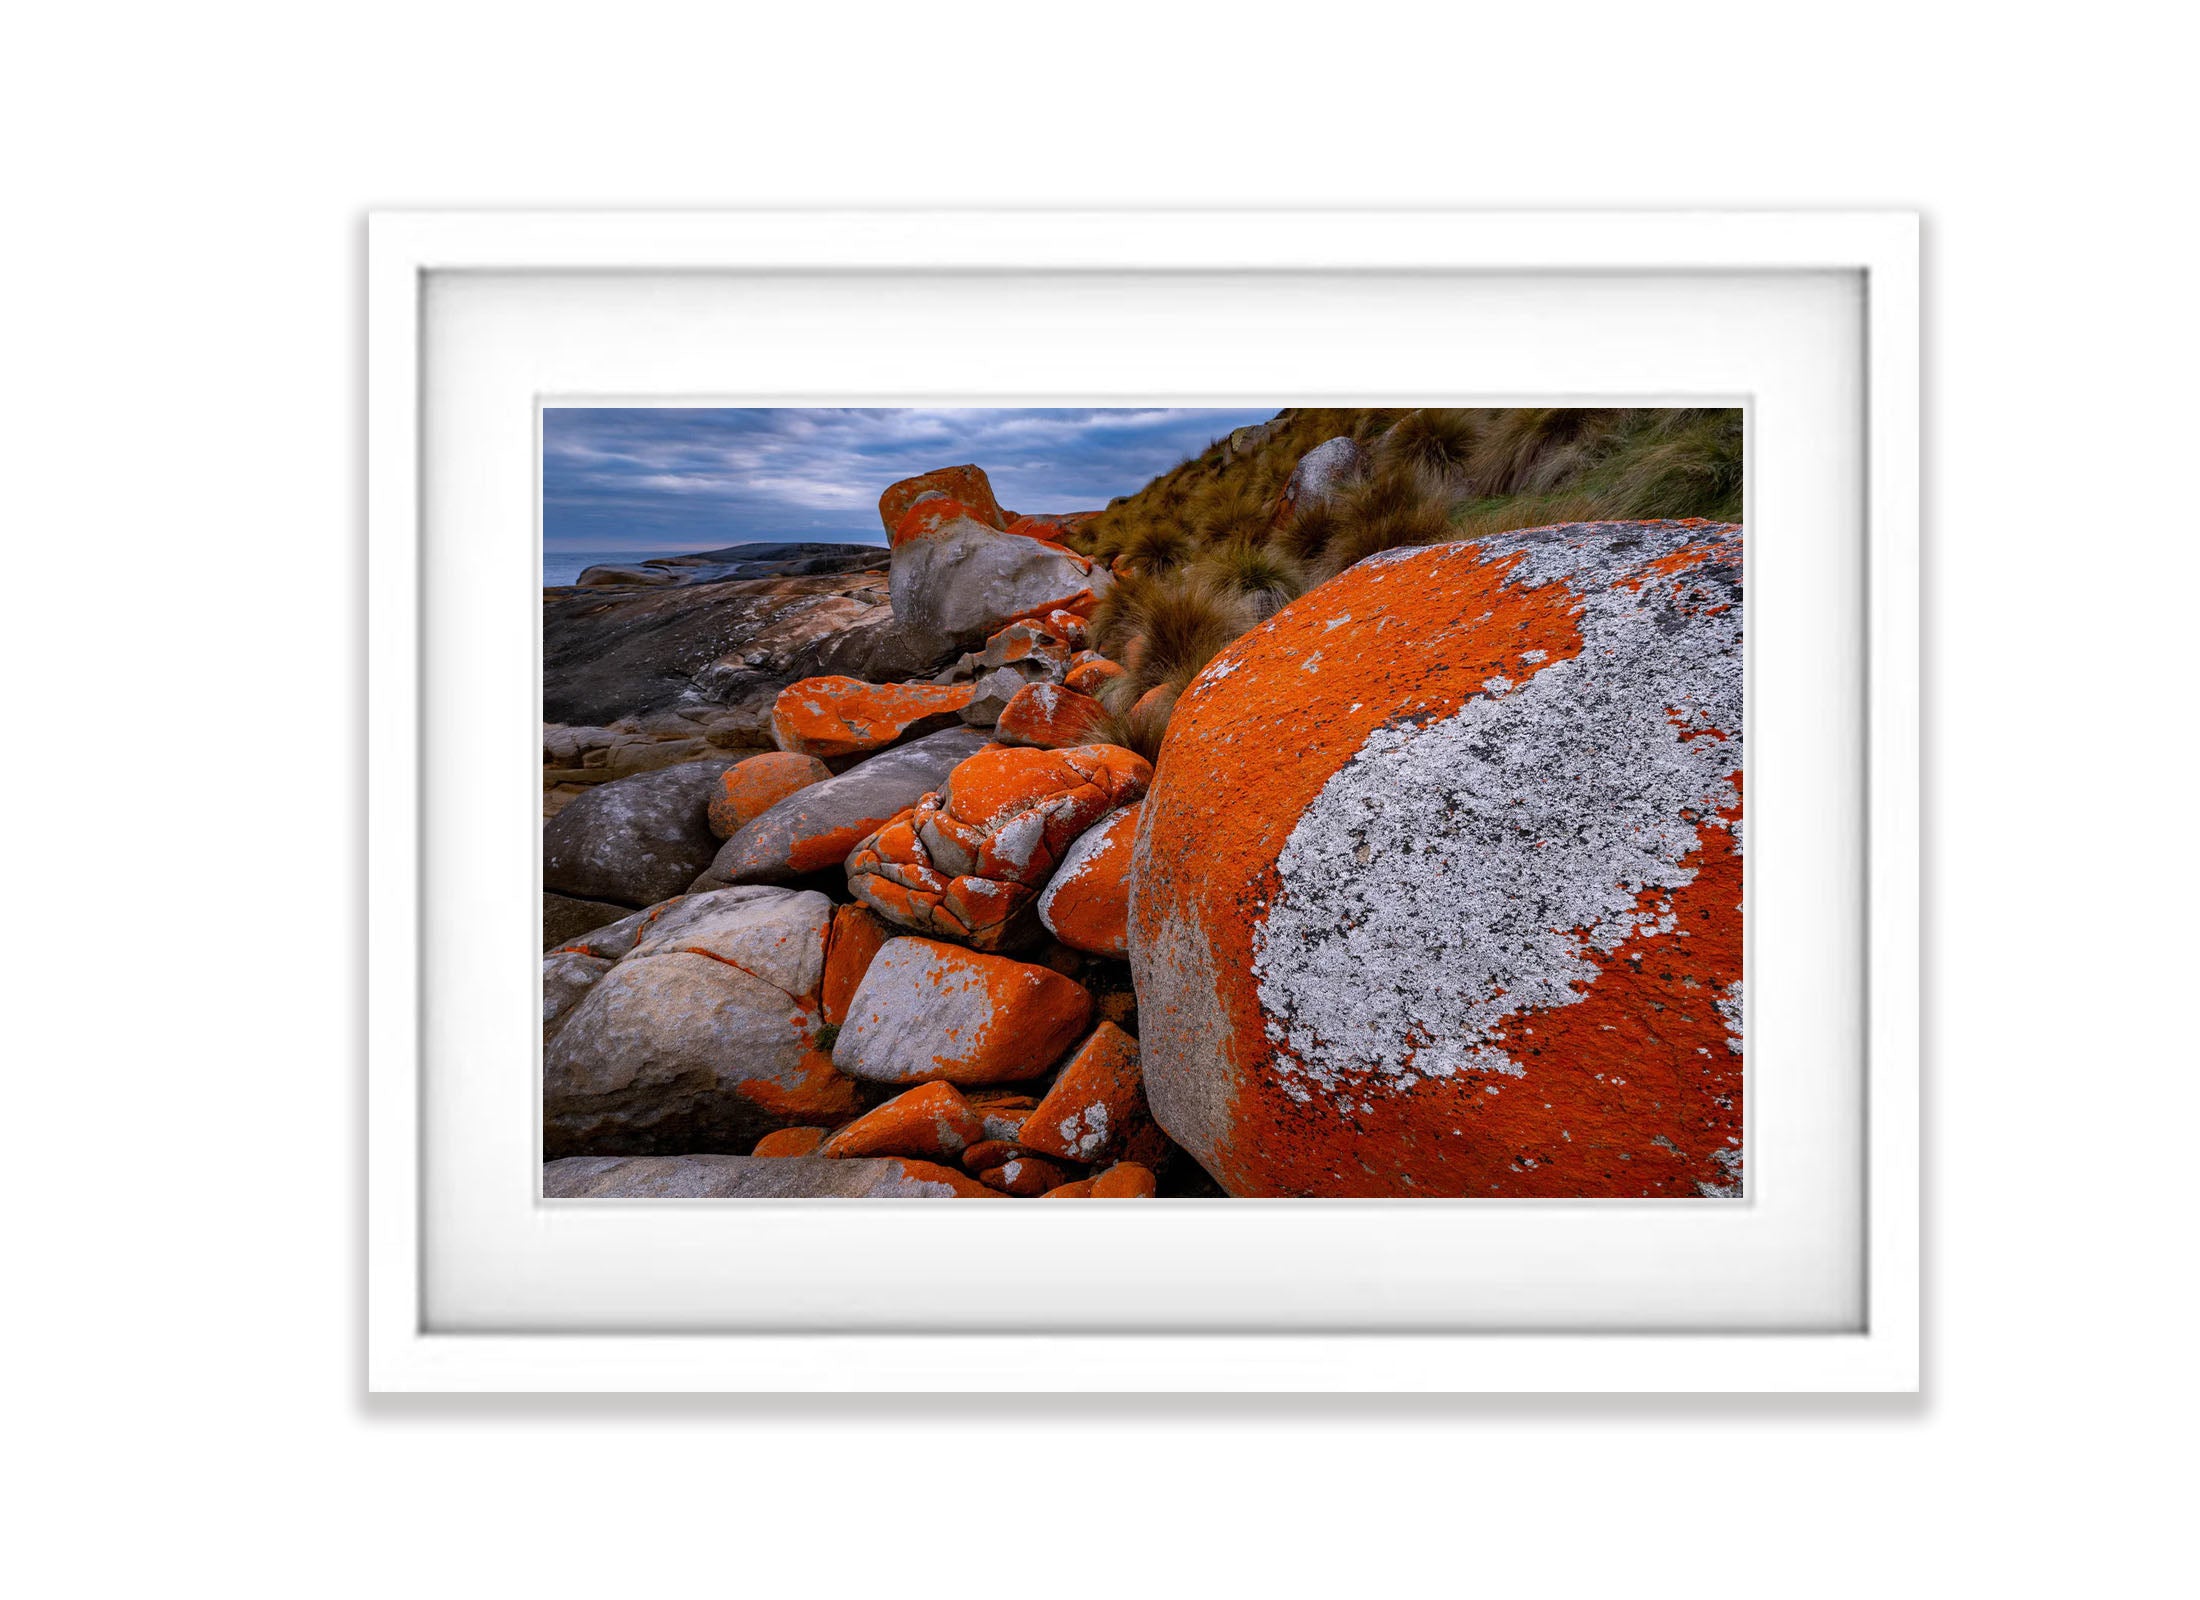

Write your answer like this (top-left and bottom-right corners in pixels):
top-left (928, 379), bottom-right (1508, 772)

top-left (368, 210), bottom-right (1918, 1392)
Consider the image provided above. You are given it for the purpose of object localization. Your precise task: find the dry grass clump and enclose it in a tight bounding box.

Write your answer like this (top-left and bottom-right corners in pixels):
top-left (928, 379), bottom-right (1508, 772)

top-left (1069, 405), bottom-right (1742, 770)
top-left (1098, 689), bottom-right (1177, 764)
top-left (1190, 538), bottom-right (1307, 619)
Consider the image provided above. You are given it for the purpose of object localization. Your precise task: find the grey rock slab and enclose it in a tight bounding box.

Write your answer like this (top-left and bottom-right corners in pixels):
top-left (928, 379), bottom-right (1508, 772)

top-left (543, 1154), bottom-right (983, 1199)
top-left (543, 758), bottom-right (737, 907)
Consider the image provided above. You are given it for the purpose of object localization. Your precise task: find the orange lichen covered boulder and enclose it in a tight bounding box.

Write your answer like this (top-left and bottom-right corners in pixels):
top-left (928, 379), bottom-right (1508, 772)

top-left (978, 1154), bottom-right (1073, 1196)
top-left (1039, 609), bottom-right (1089, 647)
top-left (709, 752), bottom-right (832, 840)
top-left (820, 902), bottom-right (895, 1026)
top-left (770, 676), bottom-right (975, 759)
top-left (1036, 801), bottom-right (1139, 957)
top-left (1129, 522), bottom-right (1746, 1198)
top-left (832, 936), bottom-right (1092, 1087)
top-left (1039, 1178), bottom-right (1096, 1199)
top-left (890, 506), bottom-right (1113, 651)
top-left (752, 1126), bottom-right (828, 1158)
top-left (880, 464), bottom-right (1008, 540)
top-left (994, 683), bottom-right (1112, 750)
top-left (1130, 683), bottom-right (1178, 722)
top-left (1019, 1021), bottom-right (1148, 1165)
top-left (1064, 654), bottom-right (1123, 695)
top-left (817, 1081), bottom-right (986, 1162)
top-left (965, 1091), bottom-right (1037, 1143)
top-left (1090, 1162), bottom-right (1158, 1199)
top-left (845, 744), bottom-right (1152, 951)
top-left (978, 620), bottom-right (1076, 676)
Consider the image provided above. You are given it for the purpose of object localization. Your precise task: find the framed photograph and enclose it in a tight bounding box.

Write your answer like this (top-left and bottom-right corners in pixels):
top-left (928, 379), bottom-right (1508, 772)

top-left (368, 210), bottom-right (1917, 1391)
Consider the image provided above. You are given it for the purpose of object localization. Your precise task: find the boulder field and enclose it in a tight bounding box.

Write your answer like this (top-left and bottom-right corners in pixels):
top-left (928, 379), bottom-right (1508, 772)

top-left (544, 454), bottom-right (1744, 1202)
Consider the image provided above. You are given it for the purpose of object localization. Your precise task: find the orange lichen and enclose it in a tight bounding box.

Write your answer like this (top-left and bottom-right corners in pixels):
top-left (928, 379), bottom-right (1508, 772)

top-left (1019, 1021), bottom-right (1147, 1164)
top-left (880, 464), bottom-right (1008, 541)
top-left (770, 676), bottom-right (975, 759)
top-left (751, 1126), bottom-right (828, 1158)
top-left (994, 682), bottom-right (1111, 749)
top-left (820, 902), bottom-right (895, 1027)
top-left (818, 1081), bottom-right (985, 1161)
top-left (1090, 1162), bottom-right (1158, 1199)
top-left (709, 752), bottom-right (833, 840)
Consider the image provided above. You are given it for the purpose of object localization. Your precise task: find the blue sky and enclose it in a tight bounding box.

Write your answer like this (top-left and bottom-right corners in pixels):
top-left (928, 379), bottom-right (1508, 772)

top-left (542, 406), bottom-right (1278, 553)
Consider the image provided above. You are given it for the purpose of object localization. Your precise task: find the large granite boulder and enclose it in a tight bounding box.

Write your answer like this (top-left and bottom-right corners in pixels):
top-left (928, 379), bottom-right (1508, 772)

top-left (691, 726), bottom-right (992, 889)
top-left (889, 510), bottom-right (1110, 652)
top-left (770, 676), bottom-right (975, 759)
top-left (543, 758), bottom-right (737, 907)
top-left (543, 886), bottom-right (861, 1156)
top-left (1274, 435), bottom-right (1369, 522)
top-left (544, 1154), bottom-right (997, 1198)
top-left (1129, 522), bottom-right (1746, 1199)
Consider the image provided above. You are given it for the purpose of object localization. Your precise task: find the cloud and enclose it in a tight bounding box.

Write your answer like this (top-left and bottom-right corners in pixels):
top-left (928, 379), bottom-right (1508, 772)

top-left (542, 406), bottom-right (1279, 553)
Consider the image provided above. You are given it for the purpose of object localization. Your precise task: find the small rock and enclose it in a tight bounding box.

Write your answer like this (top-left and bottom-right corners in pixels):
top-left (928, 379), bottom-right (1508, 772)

top-left (770, 676), bottom-right (976, 759)
top-left (978, 1155), bottom-right (1073, 1196)
top-left (995, 682), bottom-right (1112, 750)
top-left (752, 1127), bottom-right (829, 1158)
top-left (832, 937), bottom-right (1092, 1087)
top-left (818, 1081), bottom-right (986, 1161)
top-left (1039, 1178), bottom-right (1096, 1199)
top-left (956, 666), bottom-right (1030, 727)
top-left (1090, 1162), bottom-right (1158, 1199)
top-left (880, 465), bottom-right (1010, 541)
top-left (1064, 655), bottom-right (1124, 695)
top-left (1018, 1021), bottom-right (1148, 1165)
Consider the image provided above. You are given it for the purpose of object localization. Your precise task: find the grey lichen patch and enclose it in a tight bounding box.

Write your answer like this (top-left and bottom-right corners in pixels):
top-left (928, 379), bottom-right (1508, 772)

top-left (1252, 523), bottom-right (1743, 1109)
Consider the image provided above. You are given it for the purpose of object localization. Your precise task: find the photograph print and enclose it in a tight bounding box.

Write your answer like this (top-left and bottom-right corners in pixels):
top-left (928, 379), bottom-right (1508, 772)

top-left (541, 406), bottom-right (1744, 1200)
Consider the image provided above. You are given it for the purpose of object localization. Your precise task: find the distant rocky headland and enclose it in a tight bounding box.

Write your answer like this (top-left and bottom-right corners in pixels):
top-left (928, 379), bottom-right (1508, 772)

top-left (543, 409), bottom-right (1746, 1200)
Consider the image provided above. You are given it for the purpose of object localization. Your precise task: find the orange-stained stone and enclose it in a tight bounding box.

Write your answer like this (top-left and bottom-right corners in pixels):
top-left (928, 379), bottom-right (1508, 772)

top-left (818, 1081), bottom-right (986, 1161)
top-left (880, 465), bottom-right (1008, 541)
top-left (709, 752), bottom-right (833, 840)
top-left (820, 902), bottom-right (895, 1027)
top-left (831, 936), bottom-right (1093, 1087)
top-left (1039, 1178), bottom-right (1096, 1199)
top-left (995, 682), bottom-right (1112, 750)
top-left (771, 676), bottom-right (975, 760)
top-left (845, 744), bottom-right (1151, 951)
top-left (1064, 655), bottom-right (1124, 695)
top-left (978, 1154), bottom-right (1073, 1196)
top-left (1036, 801), bottom-right (1139, 957)
top-left (882, 1158), bottom-right (1004, 1198)
top-left (1019, 1021), bottom-right (1147, 1164)
top-left (1039, 609), bottom-right (1090, 648)
top-left (978, 620), bottom-right (1074, 674)
top-left (734, 1048), bottom-right (869, 1128)
top-left (1090, 1162), bottom-right (1158, 1198)
top-left (751, 1126), bottom-right (827, 1158)
top-left (1130, 523), bottom-right (1746, 1198)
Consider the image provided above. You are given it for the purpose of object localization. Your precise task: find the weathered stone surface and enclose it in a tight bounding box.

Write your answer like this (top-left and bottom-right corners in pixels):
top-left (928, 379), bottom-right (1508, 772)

top-left (692, 727), bottom-right (993, 889)
top-left (544, 891), bottom-right (633, 950)
top-left (817, 1081), bottom-right (986, 1161)
top-left (1130, 522), bottom-right (1746, 1198)
top-left (845, 744), bottom-right (1151, 951)
top-left (1036, 802), bottom-right (1139, 957)
top-left (543, 950), bottom-right (612, 1039)
top-left (543, 1154), bottom-right (997, 1199)
top-left (832, 936), bottom-right (1092, 1086)
top-left (1037, 609), bottom-right (1090, 648)
top-left (543, 758), bottom-right (737, 908)
top-left (880, 465), bottom-right (1009, 541)
top-left (889, 511), bottom-right (1111, 651)
top-left (1019, 1021), bottom-right (1146, 1165)
top-left (544, 887), bottom-right (860, 1156)
top-left (1275, 435), bottom-right (1369, 523)
top-left (770, 676), bottom-right (975, 759)
top-left (545, 561), bottom-right (907, 726)
top-left (709, 752), bottom-right (833, 840)
top-left (995, 682), bottom-right (1111, 750)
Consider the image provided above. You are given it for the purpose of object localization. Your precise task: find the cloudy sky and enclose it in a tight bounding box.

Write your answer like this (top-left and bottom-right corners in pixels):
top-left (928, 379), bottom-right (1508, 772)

top-left (542, 406), bottom-right (1278, 553)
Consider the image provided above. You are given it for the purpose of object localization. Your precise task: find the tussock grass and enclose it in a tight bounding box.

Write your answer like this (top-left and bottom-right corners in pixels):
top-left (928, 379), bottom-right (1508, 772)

top-left (1067, 405), bottom-right (1741, 768)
